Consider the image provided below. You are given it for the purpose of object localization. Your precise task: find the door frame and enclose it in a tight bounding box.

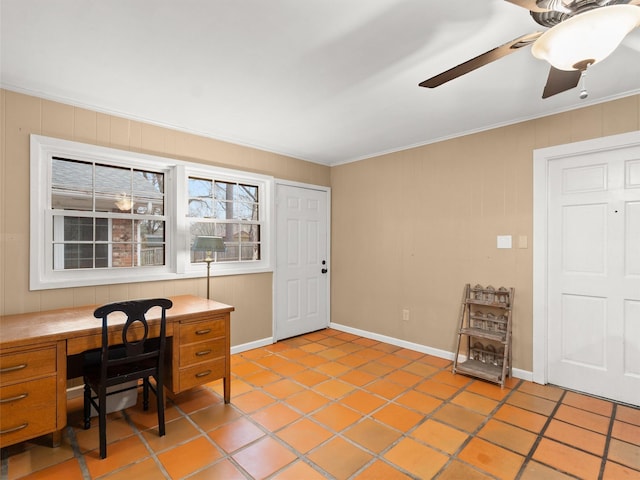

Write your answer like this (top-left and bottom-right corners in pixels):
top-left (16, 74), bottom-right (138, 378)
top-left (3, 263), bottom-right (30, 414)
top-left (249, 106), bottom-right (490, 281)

top-left (532, 130), bottom-right (640, 385)
top-left (273, 179), bottom-right (331, 341)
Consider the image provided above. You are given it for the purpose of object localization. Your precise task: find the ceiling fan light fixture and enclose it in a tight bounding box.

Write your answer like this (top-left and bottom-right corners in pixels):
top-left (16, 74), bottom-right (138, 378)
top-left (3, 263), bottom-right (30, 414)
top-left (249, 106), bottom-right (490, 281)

top-left (531, 5), bottom-right (640, 71)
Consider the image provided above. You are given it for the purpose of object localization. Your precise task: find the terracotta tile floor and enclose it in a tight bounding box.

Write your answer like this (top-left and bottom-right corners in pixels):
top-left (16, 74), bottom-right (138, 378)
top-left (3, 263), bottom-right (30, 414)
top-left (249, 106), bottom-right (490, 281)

top-left (2, 328), bottom-right (639, 479)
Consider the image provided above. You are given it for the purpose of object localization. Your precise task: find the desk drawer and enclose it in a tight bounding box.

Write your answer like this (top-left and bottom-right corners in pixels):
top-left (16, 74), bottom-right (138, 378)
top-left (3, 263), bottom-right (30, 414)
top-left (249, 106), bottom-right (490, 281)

top-left (178, 359), bottom-right (225, 391)
top-left (0, 377), bottom-right (57, 447)
top-left (179, 318), bottom-right (226, 344)
top-left (180, 338), bottom-right (225, 367)
top-left (0, 346), bottom-right (57, 386)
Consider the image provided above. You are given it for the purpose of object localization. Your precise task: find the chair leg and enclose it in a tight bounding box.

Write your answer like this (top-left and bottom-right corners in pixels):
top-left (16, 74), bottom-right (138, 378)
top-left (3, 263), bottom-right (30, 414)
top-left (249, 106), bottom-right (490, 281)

top-left (83, 383), bottom-right (91, 430)
top-left (155, 376), bottom-right (165, 437)
top-left (143, 378), bottom-right (150, 411)
top-left (98, 387), bottom-right (107, 459)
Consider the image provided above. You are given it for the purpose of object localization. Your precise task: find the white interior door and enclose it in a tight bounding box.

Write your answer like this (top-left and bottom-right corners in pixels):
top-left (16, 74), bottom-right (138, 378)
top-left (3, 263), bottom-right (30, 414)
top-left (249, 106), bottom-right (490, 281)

top-left (546, 145), bottom-right (640, 405)
top-left (275, 183), bottom-right (329, 341)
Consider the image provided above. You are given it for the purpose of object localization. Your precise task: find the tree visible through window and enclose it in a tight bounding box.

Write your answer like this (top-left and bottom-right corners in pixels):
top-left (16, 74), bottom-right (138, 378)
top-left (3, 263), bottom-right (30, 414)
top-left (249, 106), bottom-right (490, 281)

top-left (188, 177), bottom-right (260, 263)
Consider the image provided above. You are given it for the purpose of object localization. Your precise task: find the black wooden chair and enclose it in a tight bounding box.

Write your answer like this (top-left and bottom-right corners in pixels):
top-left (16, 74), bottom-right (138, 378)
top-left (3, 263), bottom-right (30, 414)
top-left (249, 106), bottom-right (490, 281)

top-left (83, 298), bottom-right (173, 459)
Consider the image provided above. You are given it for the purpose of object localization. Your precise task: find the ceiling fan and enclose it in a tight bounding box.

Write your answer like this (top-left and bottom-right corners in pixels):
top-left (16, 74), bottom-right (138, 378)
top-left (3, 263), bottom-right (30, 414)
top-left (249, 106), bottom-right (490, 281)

top-left (419, 0), bottom-right (640, 98)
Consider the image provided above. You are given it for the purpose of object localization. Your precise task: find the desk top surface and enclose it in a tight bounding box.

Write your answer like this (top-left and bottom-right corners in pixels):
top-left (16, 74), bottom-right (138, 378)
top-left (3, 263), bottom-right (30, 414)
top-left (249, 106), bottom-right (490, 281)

top-left (0, 295), bottom-right (234, 350)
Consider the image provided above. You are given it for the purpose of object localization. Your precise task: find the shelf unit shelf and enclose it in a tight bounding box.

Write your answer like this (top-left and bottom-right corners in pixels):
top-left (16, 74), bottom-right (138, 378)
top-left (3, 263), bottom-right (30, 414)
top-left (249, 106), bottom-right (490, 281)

top-left (452, 283), bottom-right (514, 388)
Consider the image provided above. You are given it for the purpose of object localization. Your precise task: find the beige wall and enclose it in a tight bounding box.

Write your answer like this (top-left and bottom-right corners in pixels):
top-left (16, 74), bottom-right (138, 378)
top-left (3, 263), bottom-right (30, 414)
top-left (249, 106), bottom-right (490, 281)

top-left (0, 89), bottom-right (330, 347)
top-left (330, 94), bottom-right (640, 372)
top-left (2, 88), bottom-right (639, 364)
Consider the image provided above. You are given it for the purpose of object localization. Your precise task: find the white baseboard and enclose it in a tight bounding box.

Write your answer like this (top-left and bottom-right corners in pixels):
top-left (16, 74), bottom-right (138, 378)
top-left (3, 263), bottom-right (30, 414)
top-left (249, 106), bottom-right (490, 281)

top-left (330, 322), bottom-right (455, 360)
top-left (67, 384), bottom-right (84, 400)
top-left (330, 322), bottom-right (533, 382)
top-left (231, 336), bottom-right (273, 355)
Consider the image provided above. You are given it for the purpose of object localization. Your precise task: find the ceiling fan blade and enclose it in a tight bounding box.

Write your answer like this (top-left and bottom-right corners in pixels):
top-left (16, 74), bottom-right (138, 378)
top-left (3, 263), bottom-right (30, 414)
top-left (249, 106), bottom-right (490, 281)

top-left (504, 0), bottom-right (551, 13)
top-left (541, 66), bottom-right (582, 98)
top-left (419, 32), bottom-right (542, 88)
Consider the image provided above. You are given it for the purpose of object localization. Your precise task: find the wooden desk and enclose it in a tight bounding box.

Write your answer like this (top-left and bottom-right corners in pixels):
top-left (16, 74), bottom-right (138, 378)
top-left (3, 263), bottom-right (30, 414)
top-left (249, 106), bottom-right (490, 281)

top-left (0, 295), bottom-right (234, 449)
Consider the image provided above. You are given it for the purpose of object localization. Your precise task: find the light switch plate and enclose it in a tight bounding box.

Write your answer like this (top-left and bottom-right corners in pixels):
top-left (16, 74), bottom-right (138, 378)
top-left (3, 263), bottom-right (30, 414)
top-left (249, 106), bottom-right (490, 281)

top-left (497, 235), bottom-right (512, 249)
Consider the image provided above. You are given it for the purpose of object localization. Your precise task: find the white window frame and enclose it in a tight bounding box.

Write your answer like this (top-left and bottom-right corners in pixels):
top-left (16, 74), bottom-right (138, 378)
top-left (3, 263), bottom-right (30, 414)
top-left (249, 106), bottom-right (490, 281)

top-left (180, 165), bottom-right (273, 277)
top-left (30, 135), bottom-right (274, 290)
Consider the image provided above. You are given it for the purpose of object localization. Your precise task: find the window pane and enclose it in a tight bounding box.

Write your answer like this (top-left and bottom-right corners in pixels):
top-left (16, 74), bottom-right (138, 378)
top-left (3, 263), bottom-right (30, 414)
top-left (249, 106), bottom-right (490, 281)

top-left (96, 164), bottom-right (130, 193)
top-left (189, 222), bottom-right (226, 262)
top-left (134, 194), bottom-right (164, 215)
top-left (63, 216), bottom-right (94, 241)
top-left (236, 201), bottom-right (259, 221)
top-left (63, 243), bottom-right (93, 269)
top-left (95, 192), bottom-right (126, 212)
top-left (188, 177), bottom-right (213, 217)
top-left (133, 170), bottom-right (164, 215)
top-left (137, 219), bottom-right (165, 266)
top-left (137, 219), bottom-right (165, 243)
top-left (241, 244), bottom-right (260, 261)
top-left (96, 220), bottom-right (109, 241)
top-left (232, 223), bottom-right (260, 242)
top-left (112, 243), bottom-right (133, 268)
top-left (214, 181), bottom-right (233, 202)
top-left (219, 243), bottom-right (237, 262)
top-left (239, 184), bottom-right (258, 202)
top-left (133, 170), bottom-right (163, 194)
top-left (214, 200), bottom-right (228, 219)
top-left (190, 221), bottom-right (226, 239)
top-left (52, 158), bottom-right (93, 211)
top-left (96, 164), bottom-right (130, 213)
top-left (95, 244), bottom-right (109, 268)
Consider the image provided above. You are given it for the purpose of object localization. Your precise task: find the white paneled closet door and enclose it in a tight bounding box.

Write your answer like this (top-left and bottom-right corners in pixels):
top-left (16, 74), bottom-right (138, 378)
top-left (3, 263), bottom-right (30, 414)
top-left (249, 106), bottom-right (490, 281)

top-left (547, 147), bottom-right (640, 406)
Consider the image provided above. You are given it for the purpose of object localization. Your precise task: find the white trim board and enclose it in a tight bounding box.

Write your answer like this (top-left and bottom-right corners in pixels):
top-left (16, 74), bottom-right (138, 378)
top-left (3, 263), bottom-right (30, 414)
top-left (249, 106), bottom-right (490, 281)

top-left (532, 130), bottom-right (640, 385)
top-left (330, 322), bottom-right (533, 382)
top-left (231, 337), bottom-right (274, 355)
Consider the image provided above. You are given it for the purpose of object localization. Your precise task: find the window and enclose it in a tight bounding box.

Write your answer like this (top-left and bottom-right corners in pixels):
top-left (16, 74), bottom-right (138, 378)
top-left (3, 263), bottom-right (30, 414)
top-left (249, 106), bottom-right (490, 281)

top-left (182, 165), bottom-right (271, 276)
top-left (51, 158), bottom-right (166, 270)
top-left (30, 135), bottom-right (272, 290)
top-left (188, 177), bottom-right (261, 263)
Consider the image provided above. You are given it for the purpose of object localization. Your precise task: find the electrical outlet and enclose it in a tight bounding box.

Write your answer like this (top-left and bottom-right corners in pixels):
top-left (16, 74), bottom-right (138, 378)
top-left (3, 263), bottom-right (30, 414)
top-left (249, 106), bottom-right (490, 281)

top-left (402, 309), bottom-right (410, 321)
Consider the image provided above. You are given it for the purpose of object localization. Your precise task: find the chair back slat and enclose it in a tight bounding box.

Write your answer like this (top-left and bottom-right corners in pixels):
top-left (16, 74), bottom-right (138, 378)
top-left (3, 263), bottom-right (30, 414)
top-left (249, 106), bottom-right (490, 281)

top-left (93, 298), bottom-right (172, 384)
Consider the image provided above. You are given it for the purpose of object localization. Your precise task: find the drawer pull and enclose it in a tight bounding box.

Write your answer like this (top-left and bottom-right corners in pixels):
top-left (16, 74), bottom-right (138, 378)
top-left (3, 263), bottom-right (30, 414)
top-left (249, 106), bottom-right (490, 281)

top-left (0, 393), bottom-right (28, 404)
top-left (195, 349), bottom-right (212, 357)
top-left (195, 370), bottom-right (212, 378)
top-left (195, 328), bottom-right (211, 335)
top-left (0, 363), bottom-right (27, 374)
top-left (0, 423), bottom-right (28, 435)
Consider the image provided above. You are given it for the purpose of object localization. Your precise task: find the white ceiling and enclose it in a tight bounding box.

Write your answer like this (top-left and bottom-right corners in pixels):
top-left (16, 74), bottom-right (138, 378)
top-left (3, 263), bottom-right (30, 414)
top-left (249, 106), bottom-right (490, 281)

top-left (2, 0), bottom-right (640, 166)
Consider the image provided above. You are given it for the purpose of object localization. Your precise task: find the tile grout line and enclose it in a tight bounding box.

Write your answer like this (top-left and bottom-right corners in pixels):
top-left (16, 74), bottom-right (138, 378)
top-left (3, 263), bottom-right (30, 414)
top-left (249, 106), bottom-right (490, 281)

top-left (163, 395), bottom-right (257, 479)
top-left (5, 329), bottom-right (639, 479)
top-left (65, 425), bottom-right (91, 480)
top-left (120, 408), bottom-right (173, 479)
top-left (261, 338), bottom-right (517, 480)
top-left (256, 337), bottom-right (453, 479)
top-left (266, 341), bottom-right (418, 479)
top-left (514, 389), bottom-right (569, 480)
top-left (430, 377), bottom-right (524, 480)
top-left (598, 402), bottom-right (617, 480)
top-left (339, 359), bottom-right (455, 480)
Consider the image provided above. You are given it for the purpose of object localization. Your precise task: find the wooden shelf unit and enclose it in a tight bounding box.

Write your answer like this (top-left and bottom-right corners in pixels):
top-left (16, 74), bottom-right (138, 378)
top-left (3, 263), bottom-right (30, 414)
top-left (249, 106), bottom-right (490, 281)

top-left (452, 284), bottom-right (514, 387)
